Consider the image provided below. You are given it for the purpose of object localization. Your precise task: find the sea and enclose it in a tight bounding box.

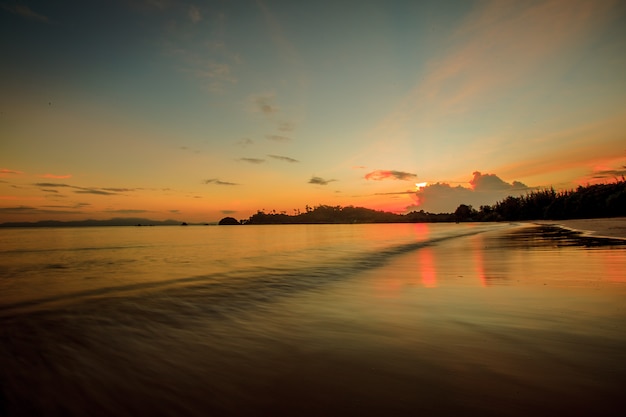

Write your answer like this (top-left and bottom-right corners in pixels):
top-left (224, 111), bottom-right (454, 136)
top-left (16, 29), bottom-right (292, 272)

top-left (1, 222), bottom-right (625, 417)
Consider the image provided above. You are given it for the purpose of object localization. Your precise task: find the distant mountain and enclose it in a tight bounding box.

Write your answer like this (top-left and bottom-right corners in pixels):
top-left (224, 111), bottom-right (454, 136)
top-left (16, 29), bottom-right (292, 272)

top-left (0, 218), bottom-right (188, 228)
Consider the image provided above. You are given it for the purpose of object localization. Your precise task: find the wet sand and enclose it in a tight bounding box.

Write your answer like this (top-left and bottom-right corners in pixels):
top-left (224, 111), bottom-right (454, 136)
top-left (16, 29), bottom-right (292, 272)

top-left (535, 217), bottom-right (626, 240)
top-left (1, 223), bottom-right (625, 417)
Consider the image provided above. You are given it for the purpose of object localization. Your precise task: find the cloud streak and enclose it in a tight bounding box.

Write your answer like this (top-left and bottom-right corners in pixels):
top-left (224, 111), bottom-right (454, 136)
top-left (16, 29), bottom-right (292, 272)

top-left (266, 135), bottom-right (290, 142)
top-left (74, 189), bottom-right (118, 196)
top-left (237, 138), bottom-right (254, 147)
top-left (278, 122), bottom-right (295, 132)
top-left (33, 183), bottom-right (135, 195)
top-left (34, 182), bottom-right (72, 188)
top-left (253, 94), bottom-right (279, 116)
top-left (308, 176), bottom-right (336, 186)
top-left (239, 158), bottom-right (265, 164)
top-left (1, 169), bottom-right (24, 175)
top-left (365, 170), bottom-right (417, 181)
top-left (1, 3), bottom-right (50, 22)
top-left (372, 0), bottom-right (619, 150)
top-left (268, 154), bottom-right (299, 163)
top-left (188, 5), bottom-right (202, 23)
top-left (591, 165), bottom-right (626, 180)
top-left (0, 206), bottom-right (83, 215)
top-left (204, 178), bottom-right (239, 186)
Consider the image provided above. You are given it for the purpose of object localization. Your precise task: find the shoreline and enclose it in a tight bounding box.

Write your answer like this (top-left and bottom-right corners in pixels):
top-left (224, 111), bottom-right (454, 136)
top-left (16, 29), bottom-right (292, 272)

top-left (533, 217), bottom-right (626, 240)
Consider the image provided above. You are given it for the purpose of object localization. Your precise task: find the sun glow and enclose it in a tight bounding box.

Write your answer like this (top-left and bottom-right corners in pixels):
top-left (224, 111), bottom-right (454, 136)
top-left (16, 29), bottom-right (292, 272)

top-left (415, 182), bottom-right (428, 191)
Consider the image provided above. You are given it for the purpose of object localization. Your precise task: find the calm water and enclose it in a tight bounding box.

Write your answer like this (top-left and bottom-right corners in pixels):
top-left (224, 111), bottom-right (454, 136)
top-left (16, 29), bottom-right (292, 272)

top-left (1, 223), bottom-right (625, 416)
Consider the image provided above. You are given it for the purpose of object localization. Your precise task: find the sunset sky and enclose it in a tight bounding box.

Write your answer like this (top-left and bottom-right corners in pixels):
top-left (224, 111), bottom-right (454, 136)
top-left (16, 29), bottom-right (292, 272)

top-left (2, 0), bottom-right (625, 223)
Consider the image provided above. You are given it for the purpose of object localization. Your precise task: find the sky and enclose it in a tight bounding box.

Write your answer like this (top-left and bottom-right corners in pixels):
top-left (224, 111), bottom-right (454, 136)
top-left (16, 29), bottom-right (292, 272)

top-left (1, 0), bottom-right (625, 223)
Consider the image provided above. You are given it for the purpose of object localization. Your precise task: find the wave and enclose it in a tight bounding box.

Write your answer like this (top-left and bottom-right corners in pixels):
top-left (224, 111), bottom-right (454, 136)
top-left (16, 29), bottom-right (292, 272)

top-left (0, 225), bottom-right (503, 318)
top-left (0, 244), bottom-right (151, 255)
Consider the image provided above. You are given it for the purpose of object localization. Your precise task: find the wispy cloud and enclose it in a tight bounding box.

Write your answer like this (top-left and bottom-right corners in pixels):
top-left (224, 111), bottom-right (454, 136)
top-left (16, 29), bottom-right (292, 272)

top-left (248, 94), bottom-right (300, 140)
top-left (268, 154), bottom-right (299, 163)
top-left (1, 3), bottom-right (50, 22)
top-left (365, 170), bottom-right (417, 181)
top-left (221, 210), bottom-right (237, 214)
top-left (34, 182), bottom-right (72, 188)
top-left (1, 168), bottom-right (24, 175)
top-left (0, 206), bottom-right (83, 215)
top-left (372, 0), bottom-right (618, 146)
top-left (188, 5), bottom-right (202, 23)
top-left (74, 189), bottom-right (118, 196)
top-left (204, 178), bottom-right (239, 186)
top-left (375, 191), bottom-right (416, 196)
top-left (41, 173), bottom-right (72, 179)
top-left (591, 165), bottom-right (626, 180)
top-left (33, 182), bottom-right (134, 195)
top-left (237, 138), bottom-right (254, 147)
top-left (308, 176), bottom-right (336, 186)
top-left (491, 114), bottom-right (626, 183)
top-left (256, 0), bottom-right (300, 67)
top-left (102, 188), bottom-right (137, 192)
top-left (179, 145), bottom-right (201, 154)
top-left (192, 62), bottom-right (237, 92)
top-left (42, 203), bottom-right (90, 209)
top-left (278, 122), bottom-right (295, 132)
top-left (164, 12), bottom-right (240, 95)
top-left (252, 94), bottom-right (279, 116)
top-left (194, 62), bottom-right (235, 81)
top-left (239, 158), bottom-right (265, 164)
top-left (266, 134), bottom-right (290, 142)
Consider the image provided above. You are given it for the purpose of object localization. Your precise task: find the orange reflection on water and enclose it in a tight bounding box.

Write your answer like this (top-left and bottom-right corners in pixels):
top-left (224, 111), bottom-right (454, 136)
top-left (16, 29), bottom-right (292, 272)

top-left (419, 248), bottom-right (437, 288)
top-left (601, 250), bottom-right (626, 283)
top-left (471, 236), bottom-right (488, 287)
top-left (412, 223), bottom-right (430, 242)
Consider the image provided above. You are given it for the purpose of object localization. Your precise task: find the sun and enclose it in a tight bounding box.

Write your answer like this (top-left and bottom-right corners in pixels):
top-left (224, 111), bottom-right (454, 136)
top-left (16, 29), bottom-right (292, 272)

top-left (415, 182), bottom-right (428, 191)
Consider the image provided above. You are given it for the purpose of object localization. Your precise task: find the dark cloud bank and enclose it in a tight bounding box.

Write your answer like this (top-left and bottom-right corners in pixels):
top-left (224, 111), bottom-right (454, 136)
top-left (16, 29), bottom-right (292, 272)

top-left (410, 172), bottom-right (529, 213)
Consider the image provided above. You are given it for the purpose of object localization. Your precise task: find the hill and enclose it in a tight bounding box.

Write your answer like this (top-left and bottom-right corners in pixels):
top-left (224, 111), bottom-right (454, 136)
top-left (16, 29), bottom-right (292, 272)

top-left (0, 218), bottom-right (184, 228)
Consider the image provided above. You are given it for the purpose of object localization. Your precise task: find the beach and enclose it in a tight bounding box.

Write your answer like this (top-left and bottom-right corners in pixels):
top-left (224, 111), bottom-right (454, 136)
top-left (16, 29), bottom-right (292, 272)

top-left (1, 222), bottom-right (625, 416)
top-left (535, 217), bottom-right (626, 240)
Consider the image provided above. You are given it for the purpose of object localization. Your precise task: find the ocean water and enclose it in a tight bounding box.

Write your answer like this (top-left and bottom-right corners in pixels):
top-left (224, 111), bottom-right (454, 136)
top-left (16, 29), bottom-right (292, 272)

top-left (1, 223), bottom-right (625, 416)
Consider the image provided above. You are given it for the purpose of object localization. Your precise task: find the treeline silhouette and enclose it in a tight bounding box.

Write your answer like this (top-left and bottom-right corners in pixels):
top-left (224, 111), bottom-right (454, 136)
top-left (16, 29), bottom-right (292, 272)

top-left (456, 179), bottom-right (626, 222)
top-left (244, 205), bottom-right (452, 224)
top-left (241, 180), bottom-right (625, 225)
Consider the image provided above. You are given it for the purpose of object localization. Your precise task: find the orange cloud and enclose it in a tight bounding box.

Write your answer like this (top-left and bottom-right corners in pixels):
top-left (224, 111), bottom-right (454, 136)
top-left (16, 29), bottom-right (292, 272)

top-left (491, 112), bottom-right (626, 185)
top-left (1, 169), bottom-right (23, 175)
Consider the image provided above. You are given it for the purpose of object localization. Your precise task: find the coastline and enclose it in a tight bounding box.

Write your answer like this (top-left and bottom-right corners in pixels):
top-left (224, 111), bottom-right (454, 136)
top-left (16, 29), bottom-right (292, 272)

top-left (533, 217), bottom-right (626, 240)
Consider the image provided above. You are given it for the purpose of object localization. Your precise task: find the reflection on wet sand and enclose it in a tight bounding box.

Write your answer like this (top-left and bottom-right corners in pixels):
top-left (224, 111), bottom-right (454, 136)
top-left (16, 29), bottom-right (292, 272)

top-left (1, 224), bottom-right (625, 417)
